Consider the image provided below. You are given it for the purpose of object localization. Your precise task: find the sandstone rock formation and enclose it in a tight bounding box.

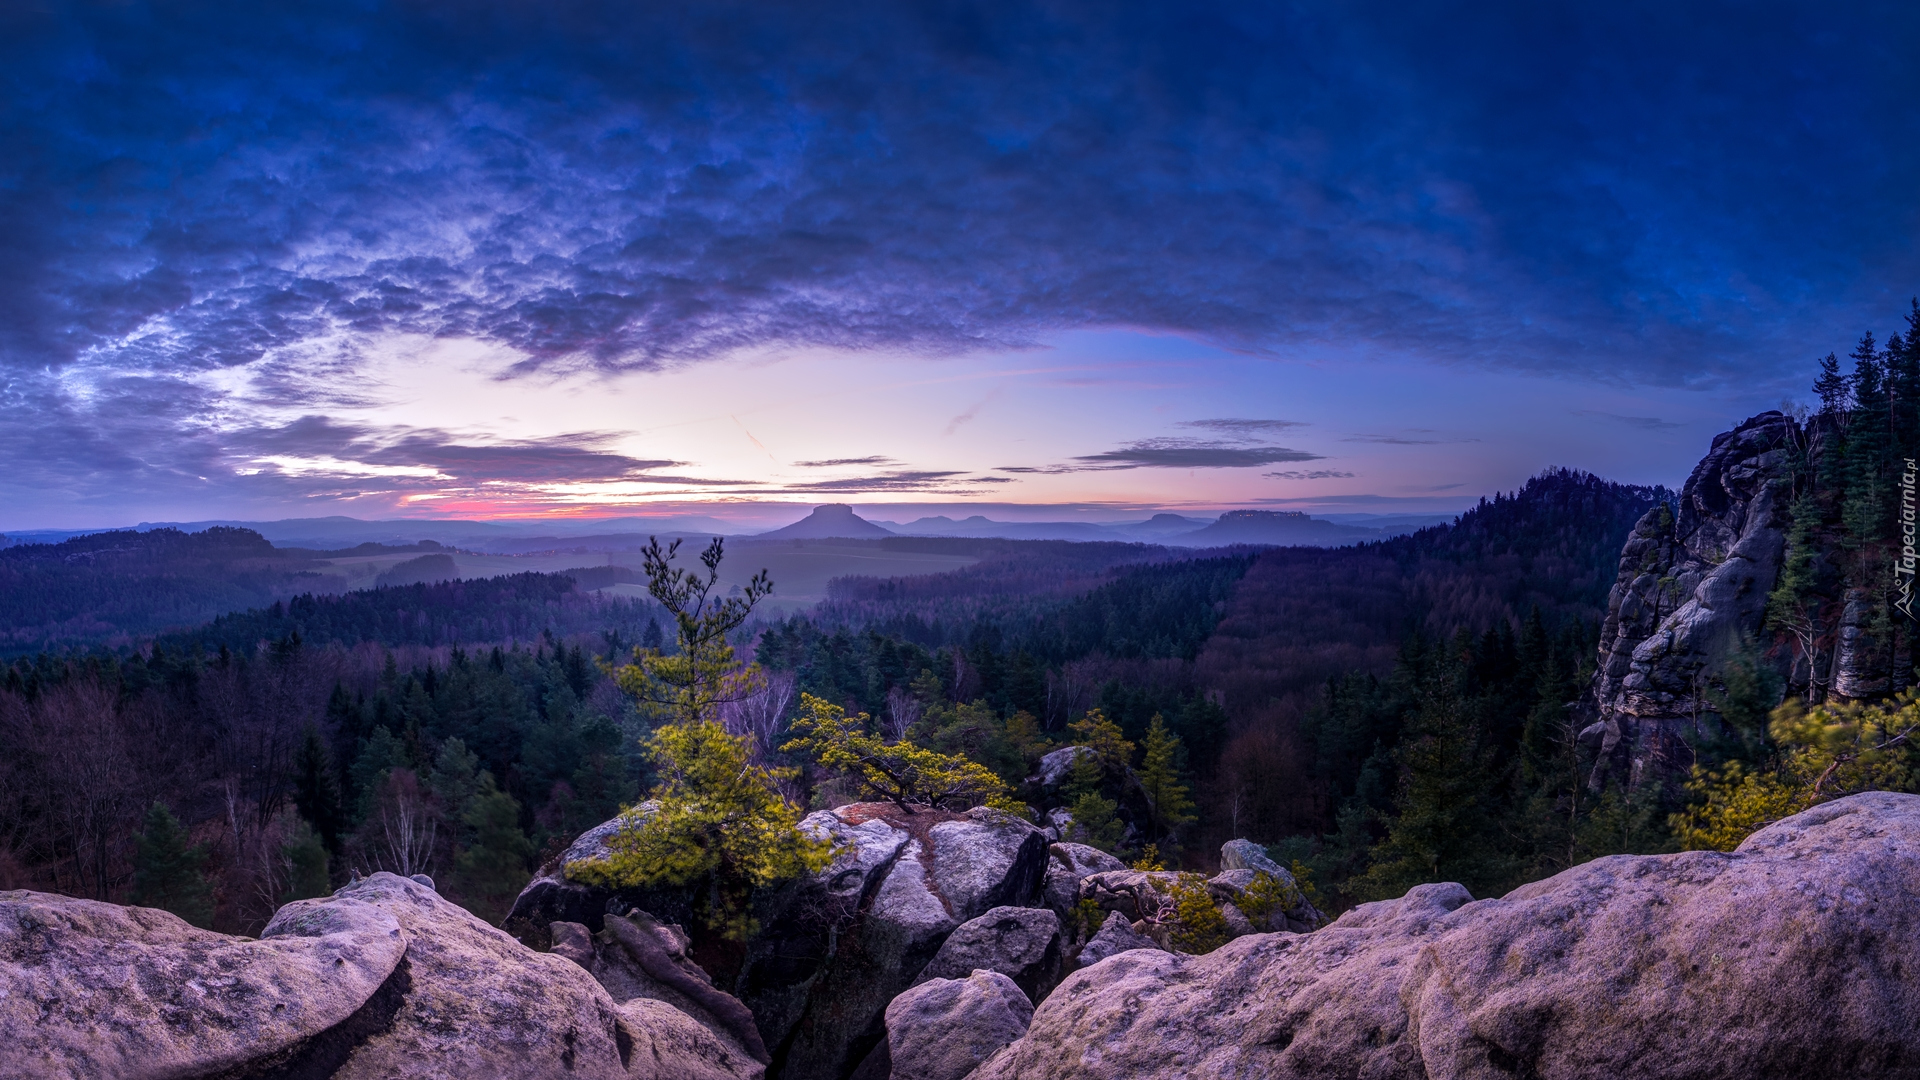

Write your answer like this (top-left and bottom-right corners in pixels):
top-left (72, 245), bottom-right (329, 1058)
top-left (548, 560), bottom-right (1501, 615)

top-left (1040, 840), bottom-right (1126, 923)
top-left (1073, 910), bottom-right (1159, 968)
top-left (738, 803), bottom-right (1047, 1080)
top-left (884, 970), bottom-right (1033, 1080)
top-left (2, 871), bottom-right (762, 1080)
top-left (1218, 838), bottom-right (1282, 874)
top-left (974, 791), bottom-right (1920, 1080)
top-left (1076, 863), bottom-right (1322, 943)
top-left (547, 912), bottom-right (770, 1067)
top-left (914, 905), bottom-right (1062, 1001)
top-left (1585, 411), bottom-right (1794, 788)
top-left (2, 887), bottom-right (405, 1078)
top-left (1027, 744), bottom-right (1096, 788)
top-left (507, 802), bottom-right (1048, 1080)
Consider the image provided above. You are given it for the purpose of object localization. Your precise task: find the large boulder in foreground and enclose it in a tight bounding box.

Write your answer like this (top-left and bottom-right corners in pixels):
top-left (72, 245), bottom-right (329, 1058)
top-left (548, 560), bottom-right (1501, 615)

top-left (914, 905), bottom-right (1062, 1001)
top-left (2, 872), bottom-right (761, 1080)
top-left (975, 792), bottom-right (1920, 1080)
top-left (1, 887), bottom-right (405, 1078)
top-left (885, 970), bottom-right (1033, 1080)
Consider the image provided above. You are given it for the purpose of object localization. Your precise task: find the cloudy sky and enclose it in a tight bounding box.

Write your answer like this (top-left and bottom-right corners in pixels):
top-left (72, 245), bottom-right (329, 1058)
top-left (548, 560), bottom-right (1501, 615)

top-left (5, 0), bottom-right (1918, 529)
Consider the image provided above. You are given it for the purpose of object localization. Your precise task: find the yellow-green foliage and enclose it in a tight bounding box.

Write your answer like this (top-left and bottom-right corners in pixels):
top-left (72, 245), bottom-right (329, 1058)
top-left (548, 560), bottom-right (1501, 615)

top-left (1166, 872), bottom-right (1229, 954)
top-left (568, 720), bottom-right (833, 940)
top-left (1288, 859), bottom-right (1324, 913)
top-left (1672, 691), bottom-right (1920, 852)
top-left (1130, 844), bottom-right (1165, 871)
top-left (784, 693), bottom-right (1021, 812)
top-left (1003, 709), bottom-right (1054, 771)
top-left (1069, 708), bottom-right (1135, 770)
top-left (1233, 870), bottom-right (1303, 929)
top-left (1074, 897), bottom-right (1106, 940)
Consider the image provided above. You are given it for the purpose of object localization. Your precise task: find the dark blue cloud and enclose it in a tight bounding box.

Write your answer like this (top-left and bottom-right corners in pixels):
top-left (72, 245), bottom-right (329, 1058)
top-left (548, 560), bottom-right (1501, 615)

top-left (4, 0), bottom-right (1919, 513)
top-left (7, 0), bottom-right (1916, 384)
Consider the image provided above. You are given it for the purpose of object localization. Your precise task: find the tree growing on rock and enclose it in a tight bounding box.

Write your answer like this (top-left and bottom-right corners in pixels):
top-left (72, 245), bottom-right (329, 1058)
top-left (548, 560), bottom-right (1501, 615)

top-left (570, 720), bottom-right (831, 940)
top-left (573, 538), bottom-right (830, 941)
top-left (784, 693), bottom-right (1020, 812)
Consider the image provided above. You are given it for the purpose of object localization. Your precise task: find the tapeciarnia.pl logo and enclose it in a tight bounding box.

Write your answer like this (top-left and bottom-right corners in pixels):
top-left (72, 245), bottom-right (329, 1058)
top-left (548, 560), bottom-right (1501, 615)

top-left (1900, 457), bottom-right (1917, 621)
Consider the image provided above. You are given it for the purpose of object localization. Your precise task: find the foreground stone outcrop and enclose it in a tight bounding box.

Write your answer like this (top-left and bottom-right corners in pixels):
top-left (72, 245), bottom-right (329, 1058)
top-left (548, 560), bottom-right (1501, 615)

top-left (2, 872), bottom-right (761, 1080)
top-left (739, 803), bottom-right (1047, 1080)
top-left (974, 792), bottom-right (1920, 1080)
top-left (507, 802), bottom-right (1048, 1080)
top-left (1, 886), bottom-right (406, 1078)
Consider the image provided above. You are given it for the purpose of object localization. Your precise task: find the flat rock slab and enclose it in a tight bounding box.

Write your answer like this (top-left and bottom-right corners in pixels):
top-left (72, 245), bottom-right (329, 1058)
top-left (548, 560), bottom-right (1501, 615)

top-left (0, 889), bottom-right (405, 1080)
top-left (977, 792), bottom-right (1920, 1080)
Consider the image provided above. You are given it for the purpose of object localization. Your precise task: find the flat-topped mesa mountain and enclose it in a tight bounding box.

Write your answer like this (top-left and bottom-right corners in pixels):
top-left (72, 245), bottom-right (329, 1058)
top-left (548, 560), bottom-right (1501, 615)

top-left (759, 504), bottom-right (895, 539)
top-left (1583, 410), bottom-right (1913, 789)
top-left (1170, 509), bottom-right (1381, 547)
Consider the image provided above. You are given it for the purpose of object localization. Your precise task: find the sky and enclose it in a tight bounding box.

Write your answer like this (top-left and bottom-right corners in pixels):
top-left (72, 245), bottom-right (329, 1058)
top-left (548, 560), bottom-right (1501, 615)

top-left (4, 0), bottom-right (1919, 530)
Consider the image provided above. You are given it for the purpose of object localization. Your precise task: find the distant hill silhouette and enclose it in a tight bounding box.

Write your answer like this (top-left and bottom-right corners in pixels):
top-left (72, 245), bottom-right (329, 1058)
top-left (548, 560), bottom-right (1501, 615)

top-left (1170, 510), bottom-right (1381, 547)
top-left (760, 504), bottom-right (895, 538)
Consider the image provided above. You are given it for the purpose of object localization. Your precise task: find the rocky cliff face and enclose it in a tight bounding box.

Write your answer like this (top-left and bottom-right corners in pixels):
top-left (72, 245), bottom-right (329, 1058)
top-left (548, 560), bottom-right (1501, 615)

top-left (1583, 409), bottom-right (1914, 789)
top-left (1584, 411), bottom-right (1794, 787)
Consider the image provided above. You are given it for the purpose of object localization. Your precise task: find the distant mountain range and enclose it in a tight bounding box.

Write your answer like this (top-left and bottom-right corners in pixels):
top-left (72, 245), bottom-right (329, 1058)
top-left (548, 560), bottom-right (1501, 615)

top-left (0, 508), bottom-right (1449, 552)
top-left (767, 504), bottom-right (1429, 546)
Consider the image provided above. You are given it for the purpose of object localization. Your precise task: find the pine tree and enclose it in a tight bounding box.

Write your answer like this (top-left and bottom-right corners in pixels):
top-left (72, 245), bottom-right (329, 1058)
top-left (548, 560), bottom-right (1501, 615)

top-left (1814, 351), bottom-right (1850, 416)
top-left (349, 726), bottom-right (412, 819)
top-left (1137, 714), bottom-right (1196, 842)
top-left (292, 727), bottom-right (346, 853)
top-left (1067, 790), bottom-right (1124, 853)
top-left (281, 814), bottom-right (332, 903)
top-left (450, 775), bottom-right (534, 923)
top-left (1352, 640), bottom-right (1506, 900)
top-left (130, 802), bottom-right (214, 928)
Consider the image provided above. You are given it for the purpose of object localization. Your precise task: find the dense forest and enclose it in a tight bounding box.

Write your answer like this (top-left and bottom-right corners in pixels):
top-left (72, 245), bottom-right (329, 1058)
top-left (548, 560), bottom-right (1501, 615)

top-left (0, 633), bottom-right (647, 930)
top-left (162, 571), bottom-right (666, 654)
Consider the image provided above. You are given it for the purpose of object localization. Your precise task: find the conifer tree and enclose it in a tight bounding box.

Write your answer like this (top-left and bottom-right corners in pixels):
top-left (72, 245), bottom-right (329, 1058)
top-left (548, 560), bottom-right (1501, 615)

top-left (1814, 351), bottom-right (1850, 417)
top-left (130, 802), bottom-right (214, 928)
top-left (281, 814), bottom-right (331, 903)
top-left (575, 540), bottom-right (829, 941)
top-left (611, 536), bottom-right (771, 723)
top-left (292, 727), bottom-right (345, 854)
top-left (450, 775), bottom-right (534, 923)
top-left (1352, 638), bottom-right (1505, 900)
top-left (1137, 714), bottom-right (1196, 842)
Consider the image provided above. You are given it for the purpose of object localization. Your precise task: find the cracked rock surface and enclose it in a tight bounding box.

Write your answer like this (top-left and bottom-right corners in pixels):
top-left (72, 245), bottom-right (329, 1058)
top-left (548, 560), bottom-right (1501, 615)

top-left (973, 792), bottom-right (1920, 1080)
top-left (2, 871), bottom-right (761, 1080)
